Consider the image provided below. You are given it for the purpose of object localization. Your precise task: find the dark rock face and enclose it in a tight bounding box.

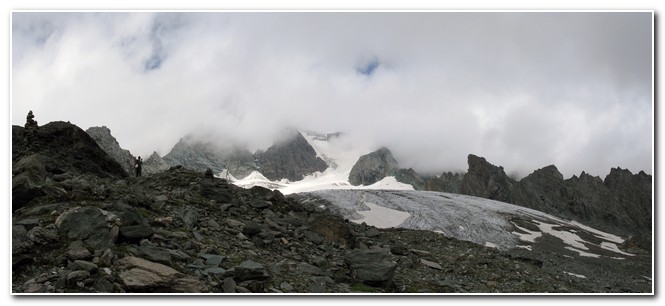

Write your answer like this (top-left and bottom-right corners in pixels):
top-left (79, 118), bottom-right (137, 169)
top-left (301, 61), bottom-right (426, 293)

top-left (163, 130), bottom-right (328, 182)
top-left (87, 127), bottom-right (169, 176)
top-left (395, 168), bottom-right (426, 190)
top-left (12, 121), bottom-right (128, 211)
top-left (24, 121), bottom-right (128, 179)
top-left (423, 172), bottom-right (465, 193)
top-left (603, 168), bottom-right (652, 235)
top-left (255, 130), bottom-right (328, 181)
top-left (349, 148), bottom-right (399, 186)
top-left (348, 147), bottom-right (465, 193)
top-left (456, 154), bottom-right (652, 240)
top-left (86, 126), bottom-right (136, 174)
top-left (460, 154), bottom-right (517, 203)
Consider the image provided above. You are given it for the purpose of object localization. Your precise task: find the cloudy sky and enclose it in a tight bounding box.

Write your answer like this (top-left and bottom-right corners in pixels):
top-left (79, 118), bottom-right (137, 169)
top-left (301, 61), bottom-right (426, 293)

top-left (11, 12), bottom-right (652, 178)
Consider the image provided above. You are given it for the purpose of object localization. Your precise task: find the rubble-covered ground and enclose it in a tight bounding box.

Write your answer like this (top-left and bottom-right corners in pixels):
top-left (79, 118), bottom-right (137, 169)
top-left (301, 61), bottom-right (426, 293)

top-left (12, 167), bottom-right (651, 294)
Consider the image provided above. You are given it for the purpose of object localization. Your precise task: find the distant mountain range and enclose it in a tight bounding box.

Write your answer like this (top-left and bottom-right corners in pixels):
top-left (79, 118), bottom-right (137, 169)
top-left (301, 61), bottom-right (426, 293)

top-left (10, 117), bottom-right (652, 293)
top-left (83, 125), bottom-right (651, 247)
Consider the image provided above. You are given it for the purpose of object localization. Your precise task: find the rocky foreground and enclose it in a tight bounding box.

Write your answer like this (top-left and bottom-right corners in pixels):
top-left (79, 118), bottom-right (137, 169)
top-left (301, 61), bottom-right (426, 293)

top-left (12, 167), bottom-right (651, 294)
top-left (11, 120), bottom-right (652, 294)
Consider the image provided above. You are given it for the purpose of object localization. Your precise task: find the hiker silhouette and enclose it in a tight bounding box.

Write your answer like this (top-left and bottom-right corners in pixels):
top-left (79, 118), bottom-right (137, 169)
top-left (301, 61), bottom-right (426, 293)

top-left (135, 156), bottom-right (142, 177)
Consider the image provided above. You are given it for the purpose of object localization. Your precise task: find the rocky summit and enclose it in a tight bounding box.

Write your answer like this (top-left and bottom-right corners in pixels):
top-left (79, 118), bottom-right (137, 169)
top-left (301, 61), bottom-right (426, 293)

top-left (162, 129), bottom-right (327, 181)
top-left (11, 116), bottom-right (652, 294)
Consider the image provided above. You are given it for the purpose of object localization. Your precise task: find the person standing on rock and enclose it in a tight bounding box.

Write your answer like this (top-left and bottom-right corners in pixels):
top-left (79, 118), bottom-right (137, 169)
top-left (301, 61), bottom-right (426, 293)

top-left (134, 156), bottom-right (142, 177)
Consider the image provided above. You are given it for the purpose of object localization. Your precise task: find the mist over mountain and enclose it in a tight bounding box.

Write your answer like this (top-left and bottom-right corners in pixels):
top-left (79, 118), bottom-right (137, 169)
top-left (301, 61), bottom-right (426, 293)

top-left (11, 12), bottom-right (653, 179)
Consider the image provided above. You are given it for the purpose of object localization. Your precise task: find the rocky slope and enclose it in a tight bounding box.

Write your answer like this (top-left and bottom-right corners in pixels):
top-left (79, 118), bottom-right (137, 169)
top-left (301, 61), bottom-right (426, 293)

top-left (292, 189), bottom-right (652, 293)
top-left (13, 118), bottom-right (651, 294)
top-left (13, 167), bottom-right (649, 294)
top-left (12, 121), bottom-right (129, 212)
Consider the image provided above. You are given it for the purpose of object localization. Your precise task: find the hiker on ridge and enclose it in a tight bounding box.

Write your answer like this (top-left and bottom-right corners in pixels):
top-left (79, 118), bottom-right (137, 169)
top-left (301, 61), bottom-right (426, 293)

top-left (135, 156), bottom-right (142, 177)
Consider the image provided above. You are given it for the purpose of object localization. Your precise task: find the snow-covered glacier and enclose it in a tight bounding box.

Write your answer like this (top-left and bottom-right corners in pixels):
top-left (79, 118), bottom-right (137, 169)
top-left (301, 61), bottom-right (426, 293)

top-left (224, 130), bottom-right (634, 261)
top-left (294, 189), bottom-right (633, 261)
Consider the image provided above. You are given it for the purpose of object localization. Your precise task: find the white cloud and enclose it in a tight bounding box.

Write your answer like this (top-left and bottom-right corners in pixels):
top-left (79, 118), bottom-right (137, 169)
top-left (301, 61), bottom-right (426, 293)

top-left (11, 12), bottom-right (653, 179)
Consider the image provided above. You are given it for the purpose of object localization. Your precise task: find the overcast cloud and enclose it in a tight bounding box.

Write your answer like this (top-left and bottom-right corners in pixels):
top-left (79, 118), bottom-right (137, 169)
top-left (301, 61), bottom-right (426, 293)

top-left (11, 12), bottom-right (652, 179)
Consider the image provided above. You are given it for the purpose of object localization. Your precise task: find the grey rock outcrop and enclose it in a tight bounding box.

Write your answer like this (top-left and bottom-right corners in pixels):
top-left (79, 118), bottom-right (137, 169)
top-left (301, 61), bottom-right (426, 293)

top-left (162, 136), bottom-right (257, 178)
top-left (86, 126), bottom-right (135, 174)
top-left (460, 154), bottom-right (517, 203)
top-left (349, 148), bottom-right (399, 186)
top-left (348, 147), bottom-right (465, 193)
top-left (423, 171), bottom-right (465, 193)
top-left (164, 130), bottom-right (328, 182)
top-left (87, 126), bottom-right (170, 176)
top-left (255, 129), bottom-right (328, 181)
top-left (143, 152), bottom-right (170, 175)
top-left (456, 154), bottom-right (652, 240)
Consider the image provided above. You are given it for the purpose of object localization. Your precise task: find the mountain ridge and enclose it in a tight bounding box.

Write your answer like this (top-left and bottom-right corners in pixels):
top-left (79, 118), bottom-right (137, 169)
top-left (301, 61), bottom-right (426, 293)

top-left (11, 115), bottom-right (652, 293)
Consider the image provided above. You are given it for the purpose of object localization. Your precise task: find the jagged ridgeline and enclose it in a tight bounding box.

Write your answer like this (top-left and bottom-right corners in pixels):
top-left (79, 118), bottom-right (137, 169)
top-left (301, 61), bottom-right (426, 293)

top-left (348, 148), bottom-right (652, 249)
top-left (81, 122), bottom-right (652, 247)
top-left (12, 112), bottom-right (651, 294)
top-left (161, 129), bottom-right (327, 181)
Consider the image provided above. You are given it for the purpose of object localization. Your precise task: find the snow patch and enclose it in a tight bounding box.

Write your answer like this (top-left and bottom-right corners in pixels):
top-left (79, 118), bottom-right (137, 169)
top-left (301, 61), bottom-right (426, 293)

top-left (600, 242), bottom-right (635, 256)
top-left (564, 271), bottom-right (587, 279)
top-left (511, 222), bottom-right (542, 243)
top-left (484, 242), bottom-right (497, 248)
top-left (216, 169), bottom-right (237, 182)
top-left (535, 220), bottom-right (589, 250)
top-left (565, 246), bottom-right (601, 258)
top-left (569, 221), bottom-right (624, 244)
top-left (351, 202), bottom-right (410, 228)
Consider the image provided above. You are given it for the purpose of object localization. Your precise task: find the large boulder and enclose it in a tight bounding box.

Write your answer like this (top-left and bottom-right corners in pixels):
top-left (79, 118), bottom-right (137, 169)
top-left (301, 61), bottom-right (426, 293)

top-left (55, 206), bottom-right (116, 250)
top-left (116, 256), bottom-right (206, 292)
top-left (345, 248), bottom-right (397, 285)
top-left (12, 155), bottom-right (47, 211)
